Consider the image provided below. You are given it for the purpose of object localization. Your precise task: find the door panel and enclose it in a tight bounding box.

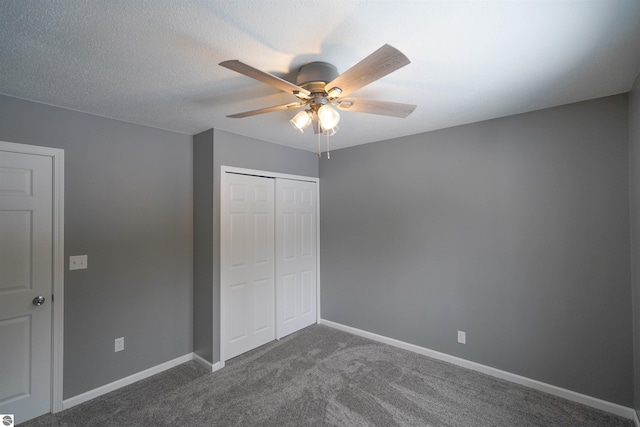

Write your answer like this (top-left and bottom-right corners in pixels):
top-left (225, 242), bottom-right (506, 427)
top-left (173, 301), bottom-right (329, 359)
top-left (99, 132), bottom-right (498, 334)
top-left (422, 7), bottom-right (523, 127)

top-left (301, 211), bottom-right (313, 256)
top-left (229, 283), bottom-right (246, 342)
top-left (254, 278), bottom-right (269, 331)
top-left (0, 151), bottom-right (53, 423)
top-left (0, 210), bottom-right (32, 289)
top-left (283, 213), bottom-right (295, 259)
top-left (0, 316), bottom-right (31, 402)
top-left (283, 274), bottom-right (296, 321)
top-left (302, 270), bottom-right (314, 314)
top-left (254, 213), bottom-right (270, 264)
top-left (275, 179), bottom-right (317, 339)
top-left (230, 213), bottom-right (247, 268)
top-left (222, 173), bottom-right (275, 360)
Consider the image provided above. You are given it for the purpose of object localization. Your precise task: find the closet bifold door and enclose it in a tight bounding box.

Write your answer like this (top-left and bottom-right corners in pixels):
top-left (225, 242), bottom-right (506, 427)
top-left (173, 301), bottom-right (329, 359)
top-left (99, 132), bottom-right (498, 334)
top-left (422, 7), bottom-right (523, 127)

top-left (275, 178), bottom-right (317, 339)
top-left (221, 173), bottom-right (275, 361)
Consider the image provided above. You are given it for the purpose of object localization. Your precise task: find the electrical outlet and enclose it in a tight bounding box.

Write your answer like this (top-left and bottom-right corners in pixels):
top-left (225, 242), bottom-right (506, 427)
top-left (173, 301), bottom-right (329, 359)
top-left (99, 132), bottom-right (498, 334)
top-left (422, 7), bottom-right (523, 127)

top-left (69, 255), bottom-right (88, 270)
top-left (115, 337), bottom-right (124, 352)
top-left (457, 331), bottom-right (466, 344)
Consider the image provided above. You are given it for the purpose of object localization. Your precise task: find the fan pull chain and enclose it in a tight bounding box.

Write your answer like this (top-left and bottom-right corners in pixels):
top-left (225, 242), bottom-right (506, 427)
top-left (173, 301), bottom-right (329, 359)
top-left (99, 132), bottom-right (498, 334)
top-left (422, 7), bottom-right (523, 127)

top-left (326, 133), bottom-right (331, 159)
top-left (317, 129), bottom-right (321, 158)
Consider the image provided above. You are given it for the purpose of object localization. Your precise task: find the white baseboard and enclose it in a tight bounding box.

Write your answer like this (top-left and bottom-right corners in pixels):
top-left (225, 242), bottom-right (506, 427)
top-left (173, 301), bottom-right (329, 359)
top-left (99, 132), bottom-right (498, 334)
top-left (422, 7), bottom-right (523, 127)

top-left (192, 352), bottom-right (222, 373)
top-left (63, 353), bottom-right (194, 410)
top-left (319, 318), bottom-right (635, 420)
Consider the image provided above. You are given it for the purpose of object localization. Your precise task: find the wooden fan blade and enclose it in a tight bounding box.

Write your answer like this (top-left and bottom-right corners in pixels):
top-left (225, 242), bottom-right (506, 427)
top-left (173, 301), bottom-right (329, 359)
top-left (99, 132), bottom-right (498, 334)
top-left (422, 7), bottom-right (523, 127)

top-left (220, 60), bottom-right (311, 98)
top-left (227, 102), bottom-right (306, 118)
top-left (325, 45), bottom-right (410, 97)
top-left (336, 98), bottom-right (416, 118)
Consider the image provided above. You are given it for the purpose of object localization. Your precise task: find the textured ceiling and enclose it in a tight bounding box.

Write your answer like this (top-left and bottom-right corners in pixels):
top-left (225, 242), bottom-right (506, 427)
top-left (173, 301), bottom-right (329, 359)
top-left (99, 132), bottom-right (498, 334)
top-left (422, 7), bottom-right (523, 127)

top-left (1, 0), bottom-right (639, 151)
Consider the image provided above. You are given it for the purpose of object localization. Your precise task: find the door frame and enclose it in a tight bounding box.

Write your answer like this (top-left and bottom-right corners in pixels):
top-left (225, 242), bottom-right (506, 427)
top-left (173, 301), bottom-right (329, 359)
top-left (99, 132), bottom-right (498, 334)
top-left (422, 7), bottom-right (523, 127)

top-left (0, 141), bottom-right (65, 414)
top-left (220, 166), bottom-right (319, 367)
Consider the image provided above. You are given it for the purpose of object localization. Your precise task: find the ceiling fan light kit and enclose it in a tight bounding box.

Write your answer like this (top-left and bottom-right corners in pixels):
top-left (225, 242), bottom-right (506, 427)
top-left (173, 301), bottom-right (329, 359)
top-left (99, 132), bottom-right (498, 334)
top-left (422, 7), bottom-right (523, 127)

top-left (220, 44), bottom-right (417, 158)
top-left (290, 110), bottom-right (313, 133)
top-left (317, 104), bottom-right (340, 131)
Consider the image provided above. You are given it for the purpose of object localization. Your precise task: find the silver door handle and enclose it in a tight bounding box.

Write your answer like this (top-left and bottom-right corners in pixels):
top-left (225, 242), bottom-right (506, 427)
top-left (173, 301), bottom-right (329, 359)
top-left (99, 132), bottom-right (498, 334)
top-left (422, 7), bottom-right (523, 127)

top-left (32, 296), bottom-right (45, 306)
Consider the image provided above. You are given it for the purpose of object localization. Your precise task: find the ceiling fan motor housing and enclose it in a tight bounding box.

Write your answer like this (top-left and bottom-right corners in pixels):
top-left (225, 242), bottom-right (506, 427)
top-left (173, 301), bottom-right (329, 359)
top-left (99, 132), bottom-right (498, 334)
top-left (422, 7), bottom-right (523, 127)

top-left (296, 62), bottom-right (339, 93)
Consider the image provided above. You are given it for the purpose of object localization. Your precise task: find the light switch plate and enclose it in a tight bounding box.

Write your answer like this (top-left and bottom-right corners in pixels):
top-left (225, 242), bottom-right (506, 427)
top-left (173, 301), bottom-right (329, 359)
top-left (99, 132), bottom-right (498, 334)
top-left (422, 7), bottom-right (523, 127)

top-left (69, 255), bottom-right (88, 270)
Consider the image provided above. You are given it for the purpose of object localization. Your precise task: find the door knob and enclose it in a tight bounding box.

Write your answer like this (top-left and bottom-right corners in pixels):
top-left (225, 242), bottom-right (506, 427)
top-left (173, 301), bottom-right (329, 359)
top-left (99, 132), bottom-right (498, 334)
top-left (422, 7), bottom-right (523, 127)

top-left (32, 296), bottom-right (45, 306)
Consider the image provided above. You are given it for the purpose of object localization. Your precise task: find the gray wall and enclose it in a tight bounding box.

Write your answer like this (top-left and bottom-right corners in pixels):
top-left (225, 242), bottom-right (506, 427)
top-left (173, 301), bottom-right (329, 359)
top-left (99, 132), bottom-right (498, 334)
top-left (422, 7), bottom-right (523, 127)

top-left (630, 73), bottom-right (640, 416)
top-left (193, 130), bottom-right (214, 362)
top-left (0, 95), bottom-right (193, 399)
top-left (319, 94), bottom-right (633, 406)
top-left (192, 129), bottom-right (318, 363)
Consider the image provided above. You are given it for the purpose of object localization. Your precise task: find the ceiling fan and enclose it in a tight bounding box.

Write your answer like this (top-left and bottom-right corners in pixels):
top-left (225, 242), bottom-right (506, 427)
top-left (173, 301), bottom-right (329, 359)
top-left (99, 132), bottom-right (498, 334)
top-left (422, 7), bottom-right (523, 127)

top-left (219, 44), bottom-right (416, 156)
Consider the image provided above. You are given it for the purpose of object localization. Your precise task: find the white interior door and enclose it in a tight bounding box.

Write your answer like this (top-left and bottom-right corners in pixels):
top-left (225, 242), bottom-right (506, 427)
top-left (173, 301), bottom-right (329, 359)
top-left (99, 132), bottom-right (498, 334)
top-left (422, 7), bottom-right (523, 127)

top-left (0, 150), bottom-right (53, 423)
top-left (221, 173), bottom-right (275, 361)
top-left (275, 178), bottom-right (317, 339)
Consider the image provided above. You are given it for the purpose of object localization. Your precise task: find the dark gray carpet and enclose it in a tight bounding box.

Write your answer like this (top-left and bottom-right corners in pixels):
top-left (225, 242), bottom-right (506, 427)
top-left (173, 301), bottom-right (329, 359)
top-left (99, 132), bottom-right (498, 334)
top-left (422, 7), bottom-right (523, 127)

top-left (23, 325), bottom-right (632, 426)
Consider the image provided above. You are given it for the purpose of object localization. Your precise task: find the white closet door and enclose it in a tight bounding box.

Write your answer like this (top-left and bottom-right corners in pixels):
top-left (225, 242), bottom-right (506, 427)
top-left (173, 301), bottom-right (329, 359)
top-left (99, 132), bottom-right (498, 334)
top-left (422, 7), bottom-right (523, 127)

top-left (221, 173), bottom-right (275, 361)
top-left (275, 179), bottom-right (317, 339)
